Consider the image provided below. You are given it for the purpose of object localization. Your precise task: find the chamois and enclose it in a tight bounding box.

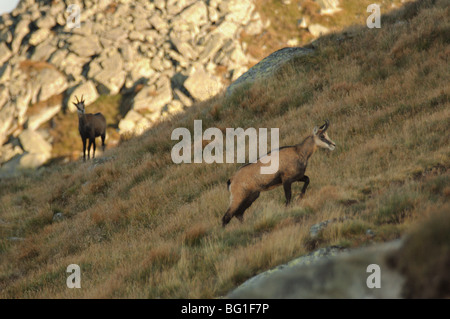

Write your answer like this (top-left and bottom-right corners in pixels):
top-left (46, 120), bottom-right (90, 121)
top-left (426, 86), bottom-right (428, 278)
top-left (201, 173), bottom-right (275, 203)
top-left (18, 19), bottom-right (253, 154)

top-left (222, 120), bottom-right (336, 227)
top-left (73, 95), bottom-right (106, 161)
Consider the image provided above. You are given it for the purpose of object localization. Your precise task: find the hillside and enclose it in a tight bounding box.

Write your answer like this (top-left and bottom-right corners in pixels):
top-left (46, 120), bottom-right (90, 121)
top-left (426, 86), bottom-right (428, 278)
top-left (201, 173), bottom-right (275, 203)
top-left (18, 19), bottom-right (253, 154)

top-left (0, 0), bottom-right (449, 298)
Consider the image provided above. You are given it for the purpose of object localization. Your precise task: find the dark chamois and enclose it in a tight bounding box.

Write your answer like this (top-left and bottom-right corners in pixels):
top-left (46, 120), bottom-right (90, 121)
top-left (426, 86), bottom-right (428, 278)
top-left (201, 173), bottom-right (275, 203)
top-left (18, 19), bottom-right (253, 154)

top-left (222, 120), bottom-right (336, 227)
top-left (73, 95), bottom-right (106, 161)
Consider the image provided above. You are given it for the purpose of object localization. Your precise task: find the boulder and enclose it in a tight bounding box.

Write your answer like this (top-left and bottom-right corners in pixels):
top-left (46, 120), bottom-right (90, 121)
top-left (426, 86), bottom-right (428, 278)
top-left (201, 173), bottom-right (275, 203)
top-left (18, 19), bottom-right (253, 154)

top-left (183, 66), bottom-right (223, 101)
top-left (133, 77), bottom-right (173, 112)
top-left (19, 152), bottom-right (50, 169)
top-left (29, 28), bottom-right (51, 46)
top-left (220, 0), bottom-right (254, 25)
top-left (27, 104), bottom-right (62, 130)
top-left (11, 17), bottom-right (30, 53)
top-left (228, 241), bottom-right (404, 298)
top-left (31, 68), bottom-right (68, 103)
top-left (308, 24), bottom-right (331, 37)
top-left (314, 0), bottom-right (342, 15)
top-left (0, 102), bottom-right (16, 145)
top-left (18, 129), bottom-right (52, 155)
top-left (67, 34), bottom-right (103, 57)
top-left (67, 80), bottom-right (99, 112)
top-left (118, 109), bottom-right (144, 134)
top-left (170, 33), bottom-right (198, 61)
top-left (0, 42), bottom-right (12, 65)
top-left (31, 40), bottom-right (57, 61)
top-left (149, 14), bottom-right (169, 32)
top-left (0, 143), bottom-right (23, 164)
top-left (176, 2), bottom-right (208, 26)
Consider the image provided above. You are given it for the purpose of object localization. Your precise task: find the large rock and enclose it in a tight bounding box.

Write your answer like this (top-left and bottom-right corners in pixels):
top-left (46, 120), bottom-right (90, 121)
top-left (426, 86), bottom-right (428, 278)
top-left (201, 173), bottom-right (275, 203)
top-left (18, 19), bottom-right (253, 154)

top-left (0, 42), bottom-right (12, 65)
top-left (220, 0), bottom-right (255, 25)
top-left (308, 24), bottom-right (331, 38)
top-left (67, 81), bottom-right (99, 112)
top-left (228, 241), bottom-right (404, 298)
top-left (11, 17), bottom-right (30, 53)
top-left (0, 102), bottom-right (15, 145)
top-left (170, 33), bottom-right (198, 61)
top-left (31, 68), bottom-right (68, 103)
top-left (176, 2), bottom-right (208, 26)
top-left (314, 0), bottom-right (342, 15)
top-left (133, 77), bottom-right (173, 112)
top-left (184, 66), bottom-right (223, 101)
top-left (27, 104), bottom-right (62, 130)
top-left (18, 129), bottom-right (52, 155)
top-left (29, 28), bottom-right (52, 46)
top-left (67, 34), bottom-right (103, 57)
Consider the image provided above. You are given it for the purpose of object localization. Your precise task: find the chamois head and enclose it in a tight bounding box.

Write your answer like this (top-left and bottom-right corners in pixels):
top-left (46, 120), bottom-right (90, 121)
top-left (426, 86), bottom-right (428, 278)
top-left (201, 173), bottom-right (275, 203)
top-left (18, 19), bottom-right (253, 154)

top-left (73, 95), bottom-right (85, 115)
top-left (313, 120), bottom-right (336, 151)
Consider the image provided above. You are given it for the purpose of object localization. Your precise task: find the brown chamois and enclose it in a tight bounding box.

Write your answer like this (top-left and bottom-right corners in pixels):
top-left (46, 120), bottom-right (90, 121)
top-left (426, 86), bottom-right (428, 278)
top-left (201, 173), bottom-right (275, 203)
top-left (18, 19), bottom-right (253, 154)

top-left (222, 120), bottom-right (336, 227)
top-left (73, 95), bottom-right (106, 161)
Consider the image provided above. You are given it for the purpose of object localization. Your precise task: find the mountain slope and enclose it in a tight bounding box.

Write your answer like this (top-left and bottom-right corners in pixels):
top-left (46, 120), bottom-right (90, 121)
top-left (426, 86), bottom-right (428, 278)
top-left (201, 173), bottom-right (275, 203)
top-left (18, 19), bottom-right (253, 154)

top-left (0, 0), bottom-right (449, 298)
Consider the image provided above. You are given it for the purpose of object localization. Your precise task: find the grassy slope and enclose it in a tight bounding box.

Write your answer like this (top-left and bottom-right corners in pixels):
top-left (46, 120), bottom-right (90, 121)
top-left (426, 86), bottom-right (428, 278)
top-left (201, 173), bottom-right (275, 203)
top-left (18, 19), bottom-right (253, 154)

top-left (0, 0), bottom-right (449, 298)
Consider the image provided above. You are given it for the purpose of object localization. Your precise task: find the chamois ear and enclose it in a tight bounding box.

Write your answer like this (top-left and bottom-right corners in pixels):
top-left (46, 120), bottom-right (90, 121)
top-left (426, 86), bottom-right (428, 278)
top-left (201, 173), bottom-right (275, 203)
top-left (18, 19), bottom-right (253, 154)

top-left (313, 126), bottom-right (319, 135)
top-left (319, 119), bottom-right (329, 132)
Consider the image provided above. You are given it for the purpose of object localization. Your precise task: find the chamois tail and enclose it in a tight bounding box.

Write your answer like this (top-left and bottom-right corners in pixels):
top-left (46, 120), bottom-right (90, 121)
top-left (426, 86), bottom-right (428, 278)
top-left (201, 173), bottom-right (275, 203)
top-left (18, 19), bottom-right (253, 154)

top-left (226, 179), bottom-right (231, 191)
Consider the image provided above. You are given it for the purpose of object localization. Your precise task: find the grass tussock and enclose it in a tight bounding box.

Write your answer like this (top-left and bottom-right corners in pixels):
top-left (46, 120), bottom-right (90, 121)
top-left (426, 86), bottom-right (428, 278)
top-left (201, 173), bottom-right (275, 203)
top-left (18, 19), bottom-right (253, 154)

top-left (0, 0), bottom-right (449, 298)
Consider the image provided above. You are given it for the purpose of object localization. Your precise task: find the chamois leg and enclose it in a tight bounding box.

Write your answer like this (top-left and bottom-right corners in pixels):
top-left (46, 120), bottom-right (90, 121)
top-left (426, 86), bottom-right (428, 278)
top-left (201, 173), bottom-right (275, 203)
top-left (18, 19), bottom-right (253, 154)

top-left (235, 192), bottom-right (260, 223)
top-left (92, 138), bottom-right (96, 159)
top-left (283, 182), bottom-right (292, 206)
top-left (87, 138), bottom-right (93, 160)
top-left (101, 133), bottom-right (106, 152)
top-left (222, 192), bottom-right (260, 227)
top-left (82, 138), bottom-right (87, 161)
top-left (295, 175), bottom-right (310, 200)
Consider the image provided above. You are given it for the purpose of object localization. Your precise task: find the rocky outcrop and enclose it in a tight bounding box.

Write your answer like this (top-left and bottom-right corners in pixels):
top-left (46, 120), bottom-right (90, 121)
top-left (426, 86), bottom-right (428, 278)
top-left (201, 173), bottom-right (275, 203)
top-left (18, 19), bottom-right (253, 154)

top-left (0, 0), bottom-right (266, 176)
top-left (0, 0), bottom-right (340, 175)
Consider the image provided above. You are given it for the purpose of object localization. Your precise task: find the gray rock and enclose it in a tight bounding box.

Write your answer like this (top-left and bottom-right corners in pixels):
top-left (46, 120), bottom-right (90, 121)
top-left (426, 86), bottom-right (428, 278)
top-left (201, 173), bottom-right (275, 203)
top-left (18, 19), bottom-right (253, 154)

top-left (133, 78), bottom-right (173, 112)
top-left (0, 102), bottom-right (15, 145)
top-left (118, 109), bottom-right (144, 134)
top-left (32, 68), bottom-right (68, 103)
top-left (244, 18), bottom-right (264, 36)
top-left (198, 33), bottom-right (225, 62)
top-left (35, 13), bottom-right (56, 29)
top-left (0, 42), bottom-right (12, 65)
top-left (308, 23), bottom-right (331, 38)
top-left (11, 17), bottom-right (30, 53)
top-left (220, 0), bottom-right (254, 25)
top-left (52, 212), bottom-right (64, 222)
top-left (67, 34), bottom-right (103, 57)
top-left (314, 0), bottom-right (341, 15)
top-left (19, 152), bottom-right (50, 168)
top-left (170, 33), bottom-right (198, 61)
top-left (149, 14), bottom-right (169, 32)
top-left (27, 104), bottom-right (62, 130)
top-left (29, 28), bottom-right (52, 46)
top-left (176, 2), bottom-right (208, 26)
top-left (0, 143), bottom-right (23, 164)
top-left (228, 240), bottom-right (404, 298)
top-left (184, 66), bottom-right (223, 101)
top-left (173, 88), bottom-right (193, 107)
top-left (18, 129), bottom-right (52, 155)
top-left (0, 85), bottom-right (9, 109)
top-left (0, 63), bottom-right (11, 84)
top-left (31, 39), bottom-right (57, 61)
top-left (93, 69), bottom-right (126, 95)
top-left (67, 80), bottom-right (99, 112)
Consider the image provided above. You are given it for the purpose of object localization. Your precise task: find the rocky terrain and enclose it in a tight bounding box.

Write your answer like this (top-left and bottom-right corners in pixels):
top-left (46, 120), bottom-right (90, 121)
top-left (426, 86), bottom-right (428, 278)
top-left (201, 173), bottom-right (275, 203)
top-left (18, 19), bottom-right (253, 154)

top-left (0, 0), bottom-right (342, 177)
